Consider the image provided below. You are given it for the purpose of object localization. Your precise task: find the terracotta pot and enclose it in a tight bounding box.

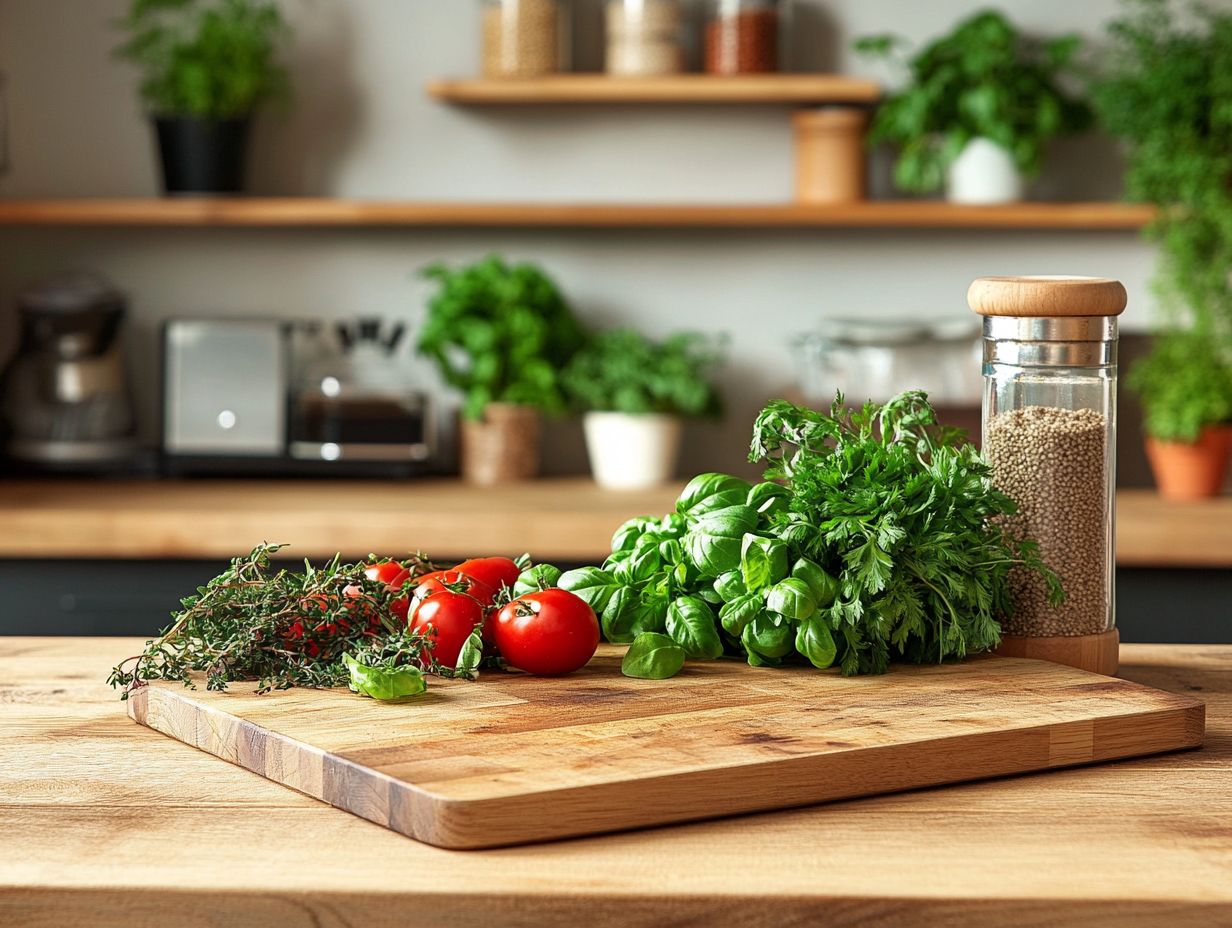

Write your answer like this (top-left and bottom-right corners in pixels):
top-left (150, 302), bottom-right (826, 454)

top-left (459, 403), bottom-right (542, 486)
top-left (793, 107), bottom-right (868, 204)
top-left (1145, 428), bottom-right (1230, 500)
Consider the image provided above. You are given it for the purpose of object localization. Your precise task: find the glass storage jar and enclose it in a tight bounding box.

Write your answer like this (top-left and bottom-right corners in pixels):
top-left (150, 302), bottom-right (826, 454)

top-left (482, 0), bottom-right (570, 78)
top-left (606, 0), bottom-right (685, 76)
top-left (968, 275), bottom-right (1127, 676)
top-left (705, 0), bottom-right (781, 74)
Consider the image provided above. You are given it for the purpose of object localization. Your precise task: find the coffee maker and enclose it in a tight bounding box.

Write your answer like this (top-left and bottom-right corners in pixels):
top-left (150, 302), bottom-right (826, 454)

top-left (0, 273), bottom-right (138, 469)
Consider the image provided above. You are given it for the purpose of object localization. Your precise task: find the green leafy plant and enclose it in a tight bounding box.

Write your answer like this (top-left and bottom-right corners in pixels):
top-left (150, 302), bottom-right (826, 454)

top-left (417, 256), bottom-right (587, 420)
top-left (1092, 0), bottom-right (1232, 415)
top-left (114, 0), bottom-right (290, 118)
top-left (856, 10), bottom-right (1090, 193)
top-left (562, 329), bottom-right (725, 417)
top-left (551, 392), bottom-right (1062, 677)
top-left (1127, 331), bottom-right (1232, 442)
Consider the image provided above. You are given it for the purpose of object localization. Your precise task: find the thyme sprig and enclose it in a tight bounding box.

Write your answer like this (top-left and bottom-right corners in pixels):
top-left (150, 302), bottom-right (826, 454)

top-left (108, 543), bottom-right (441, 699)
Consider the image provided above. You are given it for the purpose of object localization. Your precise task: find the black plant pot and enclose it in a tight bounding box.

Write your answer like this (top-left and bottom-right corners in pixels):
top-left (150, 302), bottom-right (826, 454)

top-left (153, 115), bottom-right (251, 195)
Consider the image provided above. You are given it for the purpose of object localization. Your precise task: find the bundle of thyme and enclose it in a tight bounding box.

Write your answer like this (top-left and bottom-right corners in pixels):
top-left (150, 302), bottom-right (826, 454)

top-left (108, 543), bottom-right (452, 699)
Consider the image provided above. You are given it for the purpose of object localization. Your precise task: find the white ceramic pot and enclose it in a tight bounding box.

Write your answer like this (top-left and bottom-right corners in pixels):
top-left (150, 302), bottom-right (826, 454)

top-left (583, 412), bottom-right (683, 490)
top-left (946, 137), bottom-right (1024, 204)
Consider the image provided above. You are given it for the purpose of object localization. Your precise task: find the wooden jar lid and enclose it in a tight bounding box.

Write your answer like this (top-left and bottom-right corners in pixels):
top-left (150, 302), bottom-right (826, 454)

top-left (968, 276), bottom-right (1127, 318)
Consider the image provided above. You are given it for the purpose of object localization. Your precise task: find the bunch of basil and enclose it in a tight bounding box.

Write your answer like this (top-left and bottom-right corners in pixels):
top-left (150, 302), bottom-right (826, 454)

top-left (557, 473), bottom-right (840, 679)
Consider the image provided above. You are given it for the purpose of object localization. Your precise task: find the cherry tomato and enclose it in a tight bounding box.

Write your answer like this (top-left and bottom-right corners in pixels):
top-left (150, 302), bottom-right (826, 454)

top-left (409, 570), bottom-right (496, 617)
top-left (492, 589), bottom-right (599, 676)
top-left (451, 557), bottom-right (521, 593)
top-left (364, 561), bottom-right (411, 588)
top-left (409, 590), bottom-right (485, 668)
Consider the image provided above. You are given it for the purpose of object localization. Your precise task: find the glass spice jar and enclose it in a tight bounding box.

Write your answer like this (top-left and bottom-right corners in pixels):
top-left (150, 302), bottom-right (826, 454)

top-left (968, 275), bottom-right (1127, 676)
top-left (705, 0), bottom-right (781, 75)
top-left (481, 0), bottom-right (570, 78)
top-left (606, 0), bottom-right (685, 76)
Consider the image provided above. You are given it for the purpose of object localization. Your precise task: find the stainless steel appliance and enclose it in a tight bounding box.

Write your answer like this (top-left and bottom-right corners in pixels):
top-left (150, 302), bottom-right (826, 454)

top-left (162, 317), bottom-right (437, 475)
top-left (1, 273), bottom-right (137, 468)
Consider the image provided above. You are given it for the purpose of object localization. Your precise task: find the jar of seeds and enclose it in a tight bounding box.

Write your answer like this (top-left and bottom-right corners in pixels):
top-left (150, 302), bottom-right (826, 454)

top-left (606, 0), bottom-right (686, 76)
top-left (968, 276), bottom-right (1127, 676)
top-left (482, 0), bottom-right (570, 78)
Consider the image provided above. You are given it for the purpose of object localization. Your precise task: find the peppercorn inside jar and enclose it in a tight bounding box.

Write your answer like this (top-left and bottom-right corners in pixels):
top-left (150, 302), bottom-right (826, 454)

top-left (606, 0), bottom-right (685, 76)
top-left (705, 0), bottom-right (781, 74)
top-left (968, 275), bottom-right (1127, 677)
top-left (481, 0), bottom-right (570, 78)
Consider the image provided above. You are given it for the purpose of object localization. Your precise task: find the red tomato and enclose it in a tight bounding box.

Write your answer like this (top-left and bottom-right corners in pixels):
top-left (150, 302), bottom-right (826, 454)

top-left (409, 591), bottom-right (485, 668)
top-left (364, 561), bottom-right (411, 588)
top-left (451, 557), bottom-right (521, 593)
top-left (409, 570), bottom-right (495, 617)
top-left (491, 590), bottom-right (599, 676)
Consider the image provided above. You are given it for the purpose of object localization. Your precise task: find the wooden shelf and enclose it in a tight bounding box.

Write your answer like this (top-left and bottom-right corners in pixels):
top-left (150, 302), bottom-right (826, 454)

top-left (0, 480), bottom-right (1223, 566)
top-left (428, 74), bottom-right (881, 105)
top-left (0, 199), bottom-right (1156, 229)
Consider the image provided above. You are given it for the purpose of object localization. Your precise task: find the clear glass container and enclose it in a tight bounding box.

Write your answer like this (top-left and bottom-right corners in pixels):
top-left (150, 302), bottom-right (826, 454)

top-left (705, 0), bottom-right (781, 74)
top-left (606, 0), bottom-right (685, 76)
top-left (970, 276), bottom-right (1126, 675)
top-left (482, 0), bottom-right (570, 78)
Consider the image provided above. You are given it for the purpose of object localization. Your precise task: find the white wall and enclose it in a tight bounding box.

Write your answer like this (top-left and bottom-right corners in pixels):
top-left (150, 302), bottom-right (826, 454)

top-left (0, 0), bottom-right (1158, 475)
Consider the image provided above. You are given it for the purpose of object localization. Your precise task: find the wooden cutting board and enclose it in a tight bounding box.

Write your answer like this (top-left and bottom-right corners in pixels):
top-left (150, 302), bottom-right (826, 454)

top-left (128, 647), bottom-right (1204, 849)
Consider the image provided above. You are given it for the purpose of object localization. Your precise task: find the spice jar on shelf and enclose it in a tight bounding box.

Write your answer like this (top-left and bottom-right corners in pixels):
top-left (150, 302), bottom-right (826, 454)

top-left (969, 275), bottom-right (1127, 676)
top-left (606, 0), bottom-right (685, 76)
top-left (481, 0), bottom-right (570, 78)
top-left (705, 0), bottom-right (781, 75)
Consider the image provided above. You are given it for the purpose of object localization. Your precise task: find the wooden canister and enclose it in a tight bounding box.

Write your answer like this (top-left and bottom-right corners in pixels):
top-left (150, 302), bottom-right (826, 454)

top-left (792, 107), bottom-right (869, 204)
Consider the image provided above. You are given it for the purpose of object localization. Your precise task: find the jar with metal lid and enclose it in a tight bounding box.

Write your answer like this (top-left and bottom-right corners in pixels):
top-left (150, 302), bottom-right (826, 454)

top-left (968, 275), bottom-right (1127, 676)
top-left (481, 0), bottom-right (570, 78)
top-left (704, 0), bottom-right (781, 74)
top-left (606, 0), bottom-right (685, 76)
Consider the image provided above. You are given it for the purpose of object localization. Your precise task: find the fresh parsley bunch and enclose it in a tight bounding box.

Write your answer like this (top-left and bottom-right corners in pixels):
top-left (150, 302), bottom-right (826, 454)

top-left (555, 392), bottom-right (1061, 678)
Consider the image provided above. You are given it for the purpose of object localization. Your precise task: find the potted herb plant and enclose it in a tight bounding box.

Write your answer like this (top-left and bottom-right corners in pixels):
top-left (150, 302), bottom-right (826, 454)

top-left (855, 11), bottom-right (1090, 204)
top-left (417, 256), bottom-right (586, 486)
top-left (114, 0), bottom-right (290, 195)
top-left (1093, 0), bottom-right (1232, 498)
top-left (1128, 333), bottom-right (1231, 500)
top-left (562, 329), bottom-right (724, 490)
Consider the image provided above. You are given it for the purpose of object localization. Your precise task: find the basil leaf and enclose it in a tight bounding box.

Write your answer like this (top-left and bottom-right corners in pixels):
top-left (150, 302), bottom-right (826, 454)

top-left (657, 512), bottom-right (687, 537)
top-left (621, 632), bottom-right (686, 680)
top-left (342, 653), bottom-right (427, 702)
top-left (713, 569), bottom-right (746, 602)
top-left (718, 592), bottom-right (760, 635)
top-left (601, 586), bottom-right (640, 643)
top-left (611, 516), bottom-right (655, 553)
top-left (615, 545), bottom-right (661, 586)
top-left (603, 549), bottom-right (632, 571)
top-left (686, 487), bottom-right (751, 518)
top-left (558, 566), bottom-right (621, 614)
top-left (747, 481), bottom-right (791, 516)
top-left (683, 504), bottom-right (760, 578)
top-left (795, 618), bottom-right (837, 669)
top-left (454, 629), bottom-right (484, 679)
top-left (676, 473), bottom-right (752, 515)
top-left (512, 563), bottom-right (562, 597)
top-left (666, 596), bottom-right (724, 660)
top-left (791, 558), bottom-right (839, 609)
top-left (742, 614), bottom-right (794, 659)
top-left (746, 648), bottom-right (780, 668)
top-left (658, 538), bottom-right (685, 565)
top-left (740, 534), bottom-right (789, 592)
top-left (765, 577), bottom-right (818, 622)
top-left (632, 594), bottom-right (670, 636)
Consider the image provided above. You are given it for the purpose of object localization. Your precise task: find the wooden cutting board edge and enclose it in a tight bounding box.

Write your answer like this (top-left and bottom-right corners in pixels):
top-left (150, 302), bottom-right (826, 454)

top-left (128, 672), bottom-right (1205, 850)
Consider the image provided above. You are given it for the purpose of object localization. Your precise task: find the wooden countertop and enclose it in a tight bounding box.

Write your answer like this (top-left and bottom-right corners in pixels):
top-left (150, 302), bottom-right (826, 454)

top-left (2, 637), bottom-right (1229, 926)
top-left (0, 479), bottom-right (1227, 567)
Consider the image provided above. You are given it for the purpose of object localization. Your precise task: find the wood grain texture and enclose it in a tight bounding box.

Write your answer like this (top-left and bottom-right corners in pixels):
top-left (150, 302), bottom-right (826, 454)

top-left (0, 198), bottom-right (1156, 229)
top-left (126, 646), bottom-right (1203, 849)
top-left (427, 74), bottom-right (882, 104)
top-left (2, 638), bottom-right (1230, 927)
top-left (968, 275), bottom-right (1129, 317)
top-left (0, 478), bottom-right (681, 561)
top-left (0, 481), bottom-right (1224, 567)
